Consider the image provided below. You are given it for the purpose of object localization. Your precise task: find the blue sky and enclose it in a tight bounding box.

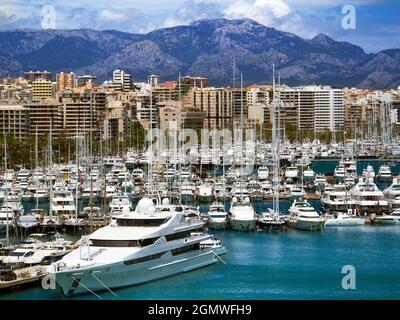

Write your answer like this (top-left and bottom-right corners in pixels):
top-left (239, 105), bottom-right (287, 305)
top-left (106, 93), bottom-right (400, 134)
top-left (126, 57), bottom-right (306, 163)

top-left (0, 0), bottom-right (399, 53)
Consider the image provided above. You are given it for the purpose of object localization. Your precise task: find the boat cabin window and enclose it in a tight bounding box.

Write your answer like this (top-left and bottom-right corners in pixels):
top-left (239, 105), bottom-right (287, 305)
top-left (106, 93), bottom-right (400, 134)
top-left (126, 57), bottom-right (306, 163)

top-left (91, 237), bottom-right (159, 247)
top-left (117, 217), bottom-right (170, 227)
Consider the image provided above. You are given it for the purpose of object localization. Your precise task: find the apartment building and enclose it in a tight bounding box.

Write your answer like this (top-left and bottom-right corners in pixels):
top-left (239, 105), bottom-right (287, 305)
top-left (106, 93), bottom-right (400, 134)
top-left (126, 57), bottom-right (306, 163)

top-left (278, 86), bottom-right (344, 132)
top-left (56, 72), bottom-right (76, 92)
top-left (24, 71), bottom-right (51, 82)
top-left (0, 104), bottom-right (30, 139)
top-left (32, 79), bottom-right (54, 100)
top-left (113, 69), bottom-right (132, 92)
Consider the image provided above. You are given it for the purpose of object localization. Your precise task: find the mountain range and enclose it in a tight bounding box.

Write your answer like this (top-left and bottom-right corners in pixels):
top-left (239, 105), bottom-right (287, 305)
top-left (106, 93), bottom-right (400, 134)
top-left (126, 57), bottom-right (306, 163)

top-left (0, 18), bottom-right (399, 89)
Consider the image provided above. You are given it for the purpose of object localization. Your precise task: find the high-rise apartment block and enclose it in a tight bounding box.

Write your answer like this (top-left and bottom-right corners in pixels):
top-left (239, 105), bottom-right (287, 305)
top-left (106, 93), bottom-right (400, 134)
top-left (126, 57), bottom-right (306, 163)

top-left (56, 72), bottom-right (76, 92)
top-left (32, 79), bottom-right (54, 100)
top-left (113, 69), bottom-right (132, 92)
top-left (24, 71), bottom-right (51, 82)
top-left (0, 104), bottom-right (30, 139)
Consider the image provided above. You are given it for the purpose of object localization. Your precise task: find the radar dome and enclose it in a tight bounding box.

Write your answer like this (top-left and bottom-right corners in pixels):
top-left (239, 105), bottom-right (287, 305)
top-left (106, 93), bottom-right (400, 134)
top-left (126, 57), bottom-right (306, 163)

top-left (136, 197), bottom-right (155, 213)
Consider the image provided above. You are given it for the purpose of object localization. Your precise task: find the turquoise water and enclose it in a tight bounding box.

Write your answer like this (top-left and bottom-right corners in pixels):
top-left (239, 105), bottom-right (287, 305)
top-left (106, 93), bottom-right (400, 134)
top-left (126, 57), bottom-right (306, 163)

top-left (2, 159), bottom-right (400, 300)
top-left (3, 225), bottom-right (400, 300)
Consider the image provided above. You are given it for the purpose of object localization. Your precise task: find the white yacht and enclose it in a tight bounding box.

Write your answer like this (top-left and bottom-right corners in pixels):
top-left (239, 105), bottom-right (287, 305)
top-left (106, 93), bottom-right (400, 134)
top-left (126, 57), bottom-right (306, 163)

top-left (383, 178), bottom-right (400, 208)
top-left (314, 174), bottom-right (328, 191)
top-left (80, 183), bottom-right (101, 201)
top-left (288, 199), bottom-right (325, 231)
top-left (180, 181), bottom-right (195, 202)
top-left (17, 213), bottom-right (40, 229)
top-left (197, 183), bottom-right (214, 202)
top-left (374, 209), bottom-right (400, 225)
top-left (52, 190), bottom-right (75, 216)
top-left (285, 166), bottom-right (299, 179)
top-left (257, 166), bottom-right (269, 180)
top-left (324, 210), bottom-right (365, 226)
top-left (132, 168), bottom-right (145, 181)
top-left (344, 158), bottom-right (357, 177)
top-left (334, 162), bottom-right (345, 180)
top-left (207, 202), bottom-right (228, 230)
top-left (48, 197), bottom-right (226, 296)
top-left (108, 192), bottom-right (133, 215)
top-left (4, 192), bottom-right (24, 216)
top-left (105, 184), bottom-right (118, 199)
top-left (350, 178), bottom-right (388, 214)
top-left (229, 197), bottom-right (258, 231)
top-left (288, 185), bottom-right (305, 200)
top-left (377, 165), bottom-right (392, 181)
top-left (362, 165), bottom-right (375, 179)
top-left (0, 206), bottom-right (15, 233)
top-left (303, 167), bottom-right (315, 181)
top-left (321, 183), bottom-right (355, 211)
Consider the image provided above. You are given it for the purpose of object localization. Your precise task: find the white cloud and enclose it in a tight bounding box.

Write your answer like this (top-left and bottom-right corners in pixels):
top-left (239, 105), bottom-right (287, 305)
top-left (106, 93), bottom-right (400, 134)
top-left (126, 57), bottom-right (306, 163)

top-left (222, 0), bottom-right (292, 26)
top-left (99, 10), bottom-right (127, 21)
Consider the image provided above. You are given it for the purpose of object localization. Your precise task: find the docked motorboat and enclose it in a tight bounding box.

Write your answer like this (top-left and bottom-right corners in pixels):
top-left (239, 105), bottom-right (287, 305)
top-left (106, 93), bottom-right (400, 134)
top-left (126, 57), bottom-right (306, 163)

top-left (303, 167), bottom-right (315, 181)
top-left (0, 206), bottom-right (15, 234)
top-left (207, 202), bottom-right (228, 230)
top-left (257, 166), bottom-right (269, 180)
top-left (321, 183), bottom-right (355, 212)
top-left (285, 166), bottom-right (299, 179)
top-left (229, 197), bottom-right (258, 231)
top-left (109, 192), bottom-right (133, 215)
top-left (288, 199), bottom-right (325, 231)
top-left (324, 210), bottom-right (365, 226)
top-left (373, 209), bottom-right (400, 225)
top-left (383, 178), bottom-right (400, 208)
top-left (350, 178), bottom-right (388, 214)
top-left (197, 182), bottom-right (214, 202)
top-left (52, 190), bottom-right (75, 217)
top-left (377, 165), bottom-right (392, 182)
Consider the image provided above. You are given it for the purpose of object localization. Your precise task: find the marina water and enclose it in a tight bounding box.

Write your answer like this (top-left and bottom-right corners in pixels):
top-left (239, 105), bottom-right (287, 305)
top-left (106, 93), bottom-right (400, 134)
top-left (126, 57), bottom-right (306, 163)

top-left (2, 160), bottom-right (400, 300)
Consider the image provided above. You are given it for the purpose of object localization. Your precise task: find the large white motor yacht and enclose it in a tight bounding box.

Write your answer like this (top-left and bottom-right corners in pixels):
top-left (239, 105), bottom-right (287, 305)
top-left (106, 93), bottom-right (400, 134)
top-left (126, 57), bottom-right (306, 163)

top-left (377, 165), bottom-right (392, 181)
top-left (288, 199), bottom-right (325, 231)
top-left (48, 197), bottom-right (226, 296)
top-left (350, 178), bottom-right (388, 214)
top-left (257, 166), bottom-right (269, 180)
top-left (229, 197), bottom-right (258, 231)
top-left (52, 190), bottom-right (76, 216)
top-left (108, 192), bottom-right (133, 215)
top-left (321, 183), bottom-right (355, 211)
top-left (383, 178), bottom-right (400, 208)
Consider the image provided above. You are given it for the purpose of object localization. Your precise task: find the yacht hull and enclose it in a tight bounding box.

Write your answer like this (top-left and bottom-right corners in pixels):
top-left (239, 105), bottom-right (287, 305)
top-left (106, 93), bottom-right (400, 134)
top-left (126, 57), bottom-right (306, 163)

top-left (325, 218), bottom-right (365, 226)
top-left (208, 219), bottom-right (228, 230)
top-left (53, 250), bottom-right (218, 296)
top-left (374, 217), bottom-right (400, 225)
top-left (229, 218), bottom-right (257, 231)
top-left (288, 219), bottom-right (324, 231)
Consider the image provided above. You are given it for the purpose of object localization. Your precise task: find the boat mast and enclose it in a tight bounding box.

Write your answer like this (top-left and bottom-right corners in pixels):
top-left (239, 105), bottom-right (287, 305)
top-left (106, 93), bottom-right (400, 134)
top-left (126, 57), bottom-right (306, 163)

top-left (240, 71), bottom-right (244, 200)
top-left (147, 86), bottom-right (153, 197)
top-left (35, 125), bottom-right (39, 210)
top-left (49, 118), bottom-right (53, 217)
top-left (272, 64), bottom-right (280, 215)
top-left (75, 122), bottom-right (79, 228)
top-left (4, 134), bottom-right (9, 245)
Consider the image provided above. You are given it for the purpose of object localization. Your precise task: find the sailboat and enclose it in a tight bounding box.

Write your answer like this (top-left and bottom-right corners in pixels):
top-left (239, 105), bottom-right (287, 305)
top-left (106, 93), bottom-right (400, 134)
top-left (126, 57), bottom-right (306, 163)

top-left (0, 135), bottom-right (14, 237)
top-left (259, 66), bottom-right (286, 231)
top-left (228, 71), bottom-right (257, 231)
